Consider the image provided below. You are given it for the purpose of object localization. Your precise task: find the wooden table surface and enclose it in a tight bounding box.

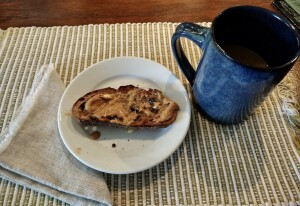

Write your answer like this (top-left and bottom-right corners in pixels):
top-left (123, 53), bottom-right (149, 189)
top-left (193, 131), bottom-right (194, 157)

top-left (0, 0), bottom-right (278, 28)
top-left (0, 0), bottom-right (299, 103)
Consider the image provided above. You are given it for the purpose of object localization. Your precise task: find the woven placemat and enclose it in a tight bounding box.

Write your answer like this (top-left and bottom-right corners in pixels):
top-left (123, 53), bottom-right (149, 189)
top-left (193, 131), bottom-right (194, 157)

top-left (0, 23), bottom-right (299, 205)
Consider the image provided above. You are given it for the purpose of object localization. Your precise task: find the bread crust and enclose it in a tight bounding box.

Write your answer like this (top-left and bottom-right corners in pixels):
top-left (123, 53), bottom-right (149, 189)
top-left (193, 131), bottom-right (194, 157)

top-left (72, 85), bottom-right (179, 128)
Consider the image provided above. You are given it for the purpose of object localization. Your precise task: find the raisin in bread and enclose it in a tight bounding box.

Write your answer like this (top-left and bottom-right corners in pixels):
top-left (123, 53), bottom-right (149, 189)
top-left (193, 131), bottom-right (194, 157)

top-left (72, 85), bottom-right (179, 128)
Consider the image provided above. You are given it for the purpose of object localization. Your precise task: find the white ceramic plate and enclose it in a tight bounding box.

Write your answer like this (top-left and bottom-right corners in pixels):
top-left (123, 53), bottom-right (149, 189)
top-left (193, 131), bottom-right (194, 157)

top-left (58, 57), bottom-right (191, 174)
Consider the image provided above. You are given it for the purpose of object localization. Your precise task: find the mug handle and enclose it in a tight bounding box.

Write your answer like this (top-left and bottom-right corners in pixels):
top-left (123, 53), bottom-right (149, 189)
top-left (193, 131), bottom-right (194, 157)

top-left (171, 22), bottom-right (210, 85)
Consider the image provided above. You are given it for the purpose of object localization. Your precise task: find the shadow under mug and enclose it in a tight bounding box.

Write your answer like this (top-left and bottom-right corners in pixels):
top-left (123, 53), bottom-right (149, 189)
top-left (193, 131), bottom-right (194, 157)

top-left (171, 5), bottom-right (300, 124)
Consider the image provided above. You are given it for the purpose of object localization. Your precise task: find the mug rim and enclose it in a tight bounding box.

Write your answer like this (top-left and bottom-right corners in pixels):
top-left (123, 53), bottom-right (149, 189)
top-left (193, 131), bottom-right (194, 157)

top-left (211, 5), bottom-right (300, 70)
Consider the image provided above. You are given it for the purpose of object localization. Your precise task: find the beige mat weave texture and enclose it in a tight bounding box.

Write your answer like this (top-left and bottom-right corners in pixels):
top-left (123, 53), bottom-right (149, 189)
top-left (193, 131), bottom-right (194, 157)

top-left (0, 23), bottom-right (299, 206)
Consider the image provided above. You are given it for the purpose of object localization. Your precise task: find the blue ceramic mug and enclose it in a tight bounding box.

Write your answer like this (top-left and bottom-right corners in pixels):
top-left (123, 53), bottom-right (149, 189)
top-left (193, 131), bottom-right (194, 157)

top-left (171, 6), bottom-right (300, 124)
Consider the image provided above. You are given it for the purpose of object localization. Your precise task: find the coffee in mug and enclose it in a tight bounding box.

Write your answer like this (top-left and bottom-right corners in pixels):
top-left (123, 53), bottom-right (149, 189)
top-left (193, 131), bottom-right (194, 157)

top-left (221, 45), bottom-right (268, 68)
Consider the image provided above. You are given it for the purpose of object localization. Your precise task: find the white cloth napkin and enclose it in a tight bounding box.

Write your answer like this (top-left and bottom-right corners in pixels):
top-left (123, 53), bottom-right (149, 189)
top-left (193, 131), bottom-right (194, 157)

top-left (0, 65), bottom-right (112, 206)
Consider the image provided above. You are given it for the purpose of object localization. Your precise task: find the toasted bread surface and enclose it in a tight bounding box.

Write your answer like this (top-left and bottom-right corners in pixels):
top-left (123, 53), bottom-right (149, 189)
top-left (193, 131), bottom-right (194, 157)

top-left (72, 85), bottom-right (179, 128)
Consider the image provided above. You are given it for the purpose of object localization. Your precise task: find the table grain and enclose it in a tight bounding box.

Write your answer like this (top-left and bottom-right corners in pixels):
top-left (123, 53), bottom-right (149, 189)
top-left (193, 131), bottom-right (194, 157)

top-left (0, 0), bottom-right (277, 28)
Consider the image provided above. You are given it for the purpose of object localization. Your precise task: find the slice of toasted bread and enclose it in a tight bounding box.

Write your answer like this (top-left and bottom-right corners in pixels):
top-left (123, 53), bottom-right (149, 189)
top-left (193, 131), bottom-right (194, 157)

top-left (72, 85), bottom-right (179, 128)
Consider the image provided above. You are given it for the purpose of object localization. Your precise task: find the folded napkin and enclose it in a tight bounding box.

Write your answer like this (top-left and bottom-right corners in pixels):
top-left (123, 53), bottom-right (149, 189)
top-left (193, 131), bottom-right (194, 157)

top-left (0, 65), bottom-right (112, 206)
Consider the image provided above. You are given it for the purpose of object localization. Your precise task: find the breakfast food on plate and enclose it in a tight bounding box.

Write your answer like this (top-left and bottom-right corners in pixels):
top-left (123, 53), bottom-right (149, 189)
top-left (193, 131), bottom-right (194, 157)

top-left (72, 85), bottom-right (179, 128)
